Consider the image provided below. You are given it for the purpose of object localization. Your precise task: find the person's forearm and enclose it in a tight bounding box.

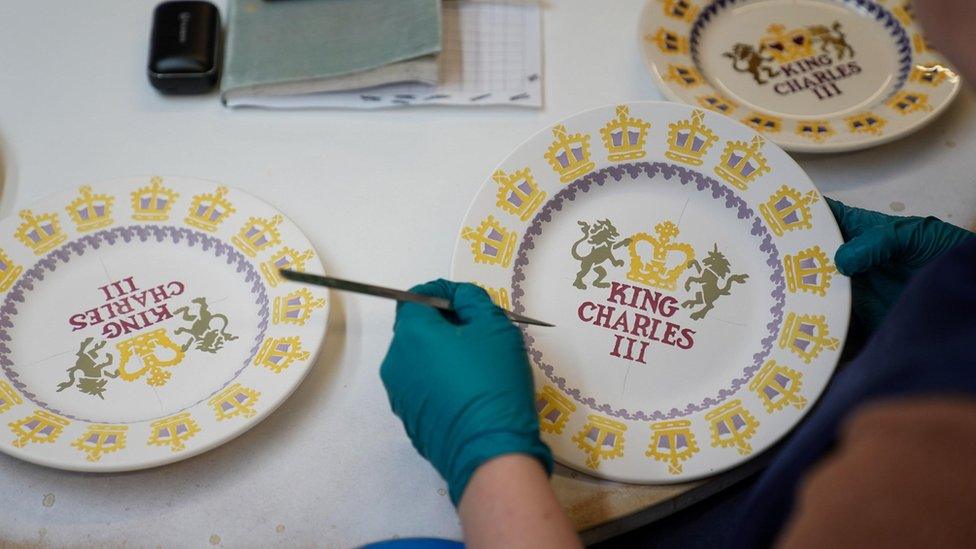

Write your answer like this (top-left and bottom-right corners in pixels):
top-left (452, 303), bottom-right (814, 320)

top-left (458, 454), bottom-right (581, 549)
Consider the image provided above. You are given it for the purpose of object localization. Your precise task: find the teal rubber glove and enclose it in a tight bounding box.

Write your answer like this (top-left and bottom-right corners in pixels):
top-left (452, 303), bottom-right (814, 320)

top-left (826, 197), bottom-right (973, 334)
top-left (380, 279), bottom-right (553, 506)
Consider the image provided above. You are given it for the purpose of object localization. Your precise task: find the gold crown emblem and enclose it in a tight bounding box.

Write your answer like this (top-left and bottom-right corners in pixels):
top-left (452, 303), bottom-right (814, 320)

top-left (760, 23), bottom-right (814, 63)
top-left (186, 186), bottom-right (236, 232)
top-left (0, 380), bottom-right (23, 414)
top-left (909, 64), bottom-right (955, 87)
top-left (254, 336), bottom-right (311, 374)
top-left (659, 0), bottom-right (699, 22)
top-left (273, 288), bottom-right (326, 326)
top-left (893, 0), bottom-right (915, 26)
top-left (649, 27), bottom-right (689, 54)
top-left (15, 209), bottom-right (67, 256)
top-left (779, 312), bottom-right (839, 363)
top-left (796, 119), bottom-right (835, 143)
top-left (0, 247), bottom-right (23, 293)
top-left (66, 186), bottom-right (115, 232)
top-left (493, 168), bottom-right (546, 222)
top-left (665, 64), bottom-right (704, 87)
top-left (535, 385), bottom-right (576, 435)
top-left (646, 420), bottom-right (699, 474)
top-left (261, 247), bottom-right (315, 287)
top-left (115, 328), bottom-right (186, 387)
top-left (784, 245), bottom-right (835, 296)
top-left (741, 112), bottom-right (782, 134)
top-left (72, 424), bottom-right (128, 462)
top-left (887, 91), bottom-right (932, 115)
top-left (477, 284), bottom-right (512, 311)
top-left (706, 399), bottom-right (759, 455)
top-left (845, 112), bottom-right (887, 135)
top-left (9, 409), bottom-right (70, 448)
top-left (666, 109), bottom-right (718, 166)
top-left (714, 136), bottom-right (771, 191)
top-left (461, 216), bottom-right (517, 268)
top-left (759, 185), bottom-right (820, 236)
top-left (131, 176), bottom-right (179, 221)
top-left (601, 105), bottom-right (651, 162)
top-left (209, 383), bottom-right (261, 421)
top-left (545, 124), bottom-right (596, 183)
top-left (232, 215), bottom-right (283, 257)
top-left (749, 360), bottom-right (807, 413)
top-left (573, 415), bottom-right (627, 470)
top-left (147, 412), bottom-right (201, 452)
top-left (627, 221), bottom-right (695, 291)
top-left (912, 32), bottom-right (933, 54)
top-left (697, 94), bottom-right (739, 115)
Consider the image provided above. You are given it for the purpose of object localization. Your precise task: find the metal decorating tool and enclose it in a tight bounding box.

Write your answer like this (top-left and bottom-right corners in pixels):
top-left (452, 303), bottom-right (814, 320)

top-left (279, 270), bottom-right (554, 328)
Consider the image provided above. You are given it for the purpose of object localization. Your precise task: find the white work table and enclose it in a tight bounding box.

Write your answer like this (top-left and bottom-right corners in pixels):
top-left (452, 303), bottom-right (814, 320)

top-left (0, 1), bottom-right (974, 546)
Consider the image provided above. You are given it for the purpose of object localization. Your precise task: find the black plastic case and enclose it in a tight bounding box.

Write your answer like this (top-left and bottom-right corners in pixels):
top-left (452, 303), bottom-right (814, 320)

top-left (148, 1), bottom-right (221, 95)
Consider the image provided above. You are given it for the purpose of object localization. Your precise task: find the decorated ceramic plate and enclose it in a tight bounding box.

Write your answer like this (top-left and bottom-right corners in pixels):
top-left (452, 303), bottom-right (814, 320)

top-left (639, 0), bottom-right (961, 153)
top-left (451, 102), bottom-right (850, 482)
top-left (0, 177), bottom-right (328, 471)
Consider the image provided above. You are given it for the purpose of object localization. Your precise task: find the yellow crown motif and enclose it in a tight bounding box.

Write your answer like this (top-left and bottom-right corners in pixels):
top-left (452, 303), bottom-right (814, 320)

top-left (796, 119), bottom-right (835, 142)
top-left (649, 27), bottom-right (689, 54)
top-left (9, 409), bottom-right (70, 448)
top-left (742, 112), bottom-right (782, 134)
top-left (116, 328), bottom-right (186, 387)
top-left (131, 176), bottom-right (179, 221)
top-left (209, 383), bottom-right (261, 421)
top-left (666, 109), bottom-right (718, 166)
top-left (760, 23), bottom-right (814, 63)
top-left (697, 94), bottom-right (739, 115)
top-left (273, 287), bottom-right (326, 326)
top-left (461, 216), bottom-right (517, 268)
top-left (260, 247), bottom-right (315, 287)
top-left (493, 168), bottom-right (546, 222)
top-left (254, 336), bottom-right (310, 374)
top-left (147, 412), bottom-right (200, 452)
top-left (0, 380), bottom-right (23, 415)
top-left (545, 124), bottom-right (596, 183)
top-left (185, 186), bottom-right (236, 232)
top-left (705, 399), bottom-right (759, 455)
top-left (760, 185), bottom-right (820, 236)
top-left (912, 33), bottom-right (933, 54)
top-left (784, 245), bottom-right (835, 296)
top-left (845, 112), bottom-right (887, 135)
top-left (477, 284), bottom-right (511, 311)
top-left (72, 424), bottom-right (128, 462)
top-left (714, 136), bottom-right (771, 191)
top-left (666, 64), bottom-right (704, 87)
top-left (779, 312), bottom-right (839, 363)
top-left (66, 186), bottom-right (115, 232)
top-left (893, 0), bottom-right (915, 26)
top-left (909, 64), bottom-right (955, 87)
top-left (646, 420), bottom-right (699, 475)
top-left (573, 415), bottom-right (627, 470)
top-left (887, 91), bottom-right (932, 115)
top-left (15, 209), bottom-right (67, 256)
top-left (535, 385), bottom-right (576, 435)
top-left (601, 105), bottom-right (651, 162)
top-left (232, 215), bottom-right (283, 257)
top-left (627, 221), bottom-right (695, 291)
top-left (0, 247), bottom-right (23, 293)
top-left (659, 0), bottom-right (699, 22)
top-left (749, 360), bottom-right (807, 413)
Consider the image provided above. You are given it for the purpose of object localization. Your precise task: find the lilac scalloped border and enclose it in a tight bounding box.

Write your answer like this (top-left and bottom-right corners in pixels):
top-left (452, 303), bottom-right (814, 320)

top-left (511, 161), bottom-right (786, 421)
top-left (0, 225), bottom-right (270, 423)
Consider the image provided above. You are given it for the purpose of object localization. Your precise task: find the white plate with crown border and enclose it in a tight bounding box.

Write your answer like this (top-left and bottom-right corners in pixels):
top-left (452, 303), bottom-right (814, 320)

top-left (0, 176), bottom-right (328, 471)
top-left (639, 0), bottom-right (961, 153)
top-left (451, 102), bottom-right (850, 482)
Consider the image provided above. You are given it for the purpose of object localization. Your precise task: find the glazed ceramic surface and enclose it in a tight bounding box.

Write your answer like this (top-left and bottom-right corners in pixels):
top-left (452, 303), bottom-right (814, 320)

top-left (452, 102), bottom-right (850, 482)
top-left (640, 0), bottom-right (961, 152)
top-left (0, 177), bottom-right (328, 471)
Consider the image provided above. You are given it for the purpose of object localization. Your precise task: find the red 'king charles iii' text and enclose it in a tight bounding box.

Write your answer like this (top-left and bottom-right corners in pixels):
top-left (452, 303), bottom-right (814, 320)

top-left (577, 281), bottom-right (696, 365)
top-left (67, 276), bottom-right (186, 339)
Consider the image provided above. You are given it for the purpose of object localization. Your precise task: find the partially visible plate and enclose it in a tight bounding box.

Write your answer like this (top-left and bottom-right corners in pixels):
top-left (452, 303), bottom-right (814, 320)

top-left (640, 0), bottom-right (961, 153)
top-left (452, 102), bottom-right (849, 482)
top-left (0, 177), bottom-right (328, 471)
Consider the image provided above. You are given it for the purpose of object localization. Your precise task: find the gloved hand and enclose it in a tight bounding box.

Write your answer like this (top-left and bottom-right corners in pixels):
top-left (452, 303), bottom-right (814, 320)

top-left (380, 279), bottom-right (552, 506)
top-left (826, 197), bottom-right (972, 335)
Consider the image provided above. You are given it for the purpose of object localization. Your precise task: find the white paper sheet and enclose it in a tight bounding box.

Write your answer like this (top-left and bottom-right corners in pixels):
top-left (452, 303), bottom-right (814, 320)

top-left (225, 0), bottom-right (543, 109)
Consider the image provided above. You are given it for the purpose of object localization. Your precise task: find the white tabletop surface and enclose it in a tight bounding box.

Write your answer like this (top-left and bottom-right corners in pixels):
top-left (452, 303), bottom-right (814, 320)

top-left (1, 1), bottom-right (974, 547)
